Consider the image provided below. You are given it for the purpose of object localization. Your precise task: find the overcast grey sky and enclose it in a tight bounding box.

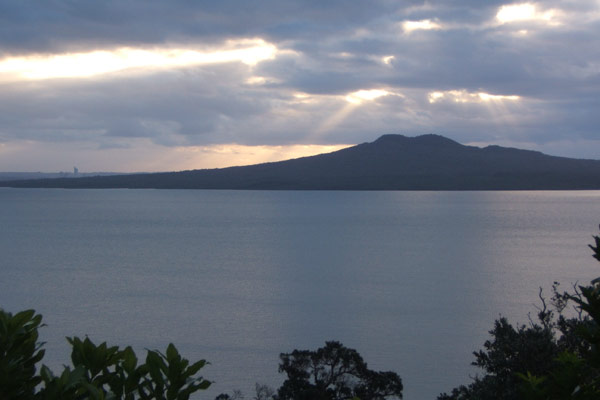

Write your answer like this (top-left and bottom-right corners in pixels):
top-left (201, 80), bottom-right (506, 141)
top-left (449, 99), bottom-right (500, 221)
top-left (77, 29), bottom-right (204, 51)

top-left (1, 0), bottom-right (599, 172)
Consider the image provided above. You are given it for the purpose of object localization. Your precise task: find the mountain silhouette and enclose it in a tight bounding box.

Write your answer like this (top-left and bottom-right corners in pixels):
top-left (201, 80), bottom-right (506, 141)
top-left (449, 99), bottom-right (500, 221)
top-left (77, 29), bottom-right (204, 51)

top-left (2, 134), bottom-right (600, 190)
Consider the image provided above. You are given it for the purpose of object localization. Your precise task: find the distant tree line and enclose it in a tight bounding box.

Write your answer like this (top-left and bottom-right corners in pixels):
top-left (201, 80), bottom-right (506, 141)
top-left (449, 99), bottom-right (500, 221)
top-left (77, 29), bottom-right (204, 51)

top-left (2, 229), bottom-right (600, 399)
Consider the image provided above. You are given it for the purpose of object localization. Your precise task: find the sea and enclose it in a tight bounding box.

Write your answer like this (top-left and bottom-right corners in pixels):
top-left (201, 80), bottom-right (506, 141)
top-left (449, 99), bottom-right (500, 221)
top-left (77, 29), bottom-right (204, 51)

top-left (2, 188), bottom-right (600, 399)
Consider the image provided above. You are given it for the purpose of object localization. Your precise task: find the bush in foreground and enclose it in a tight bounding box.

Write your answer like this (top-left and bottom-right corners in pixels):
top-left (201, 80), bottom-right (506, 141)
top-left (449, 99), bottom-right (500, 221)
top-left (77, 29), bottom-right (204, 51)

top-left (0, 307), bottom-right (401, 400)
top-left (0, 310), bottom-right (210, 400)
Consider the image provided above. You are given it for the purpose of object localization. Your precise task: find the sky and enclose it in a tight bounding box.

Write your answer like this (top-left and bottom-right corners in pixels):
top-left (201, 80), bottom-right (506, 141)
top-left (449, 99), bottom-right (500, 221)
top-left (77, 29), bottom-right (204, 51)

top-left (0, 0), bottom-right (599, 172)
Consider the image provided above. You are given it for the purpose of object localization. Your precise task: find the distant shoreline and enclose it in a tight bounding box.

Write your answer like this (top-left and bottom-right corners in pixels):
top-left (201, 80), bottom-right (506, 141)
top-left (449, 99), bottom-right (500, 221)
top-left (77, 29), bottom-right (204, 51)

top-left (2, 134), bottom-right (599, 190)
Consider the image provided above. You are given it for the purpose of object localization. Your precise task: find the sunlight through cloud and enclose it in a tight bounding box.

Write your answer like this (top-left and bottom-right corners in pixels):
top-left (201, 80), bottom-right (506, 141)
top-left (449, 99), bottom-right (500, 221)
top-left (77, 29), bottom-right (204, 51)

top-left (311, 89), bottom-right (400, 138)
top-left (345, 89), bottom-right (392, 104)
top-left (291, 92), bottom-right (315, 104)
top-left (245, 76), bottom-right (267, 85)
top-left (496, 3), bottom-right (562, 25)
top-left (382, 55), bottom-right (395, 65)
top-left (0, 39), bottom-right (278, 81)
top-left (402, 19), bottom-right (442, 33)
top-left (428, 90), bottom-right (520, 103)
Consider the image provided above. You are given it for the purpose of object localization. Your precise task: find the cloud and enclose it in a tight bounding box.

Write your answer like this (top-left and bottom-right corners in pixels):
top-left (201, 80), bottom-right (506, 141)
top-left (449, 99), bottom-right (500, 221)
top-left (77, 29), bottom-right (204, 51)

top-left (495, 3), bottom-right (562, 25)
top-left (1, 0), bottom-right (599, 171)
top-left (402, 19), bottom-right (443, 33)
top-left (0, 138), bottom-right (350, 173)
top-left (345, 89), bottom-right (398, 104)
top-left (428, 90), bottom-right (520, 103)
top-left (0, 39), bottom-right (278, 81)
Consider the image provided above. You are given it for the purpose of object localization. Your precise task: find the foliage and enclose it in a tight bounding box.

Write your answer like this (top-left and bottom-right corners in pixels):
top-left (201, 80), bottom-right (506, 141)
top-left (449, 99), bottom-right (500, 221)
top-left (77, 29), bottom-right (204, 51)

top-left (515, 232), bottom-right (600, 399)
top-left (0, 309), bottom-right (45, 400)
top-left (0, 309), bottom-right (211, 400)
top-left (436, 316), bottom-right (564, 400)
top-left (438, 228), bottom-right (600, 400)
top-left (277, 341), bottom-right (402, 400)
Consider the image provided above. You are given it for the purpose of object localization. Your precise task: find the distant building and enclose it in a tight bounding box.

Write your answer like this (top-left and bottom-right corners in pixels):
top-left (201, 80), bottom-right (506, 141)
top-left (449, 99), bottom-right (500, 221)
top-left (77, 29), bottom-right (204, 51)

top-left (74, 167), bottom-right (79, 175)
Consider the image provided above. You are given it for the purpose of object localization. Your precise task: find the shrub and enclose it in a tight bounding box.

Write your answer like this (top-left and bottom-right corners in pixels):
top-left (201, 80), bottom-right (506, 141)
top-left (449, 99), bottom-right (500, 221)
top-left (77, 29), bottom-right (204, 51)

top-left (0, 309), bottom-right (211, 400)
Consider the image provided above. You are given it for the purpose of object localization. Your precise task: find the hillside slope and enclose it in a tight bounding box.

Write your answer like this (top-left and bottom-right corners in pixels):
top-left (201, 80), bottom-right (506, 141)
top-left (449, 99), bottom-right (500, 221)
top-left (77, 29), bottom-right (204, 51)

top-left (2, 134), bottom-right (600, 190)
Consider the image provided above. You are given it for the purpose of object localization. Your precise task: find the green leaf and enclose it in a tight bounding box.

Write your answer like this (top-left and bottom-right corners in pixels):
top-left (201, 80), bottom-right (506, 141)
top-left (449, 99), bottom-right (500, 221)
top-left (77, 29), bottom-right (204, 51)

top-left (166, 343), bottom-right (178, 362)
top-left (122, 346), bottom-right (138, 373)
top-left (186, 360), bottom-right (207, 376)
top-left (11, 309), bottom-right (36, 328)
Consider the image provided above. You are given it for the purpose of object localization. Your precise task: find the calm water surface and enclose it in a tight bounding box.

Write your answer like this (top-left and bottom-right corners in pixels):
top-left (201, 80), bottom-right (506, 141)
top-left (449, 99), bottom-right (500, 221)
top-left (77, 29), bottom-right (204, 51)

top-left (2, 189), bottom-right (600, 399)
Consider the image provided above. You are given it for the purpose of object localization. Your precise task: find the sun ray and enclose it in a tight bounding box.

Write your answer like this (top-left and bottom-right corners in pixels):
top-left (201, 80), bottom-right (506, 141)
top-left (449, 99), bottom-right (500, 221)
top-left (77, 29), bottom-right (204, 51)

top-left (428, 89), bottom-right (523, 129)
top-left (313, 102), bottom-right (359, 136)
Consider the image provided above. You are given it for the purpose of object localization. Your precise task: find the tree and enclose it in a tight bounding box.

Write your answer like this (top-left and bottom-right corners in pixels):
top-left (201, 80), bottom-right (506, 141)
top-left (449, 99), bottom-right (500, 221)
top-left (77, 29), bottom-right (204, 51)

top-left (0, 309), bottom-right (211, 400)
top-left (516, 230), bottom-right (600, 399)
top-left (277, 341), bottom-right (403, 400)
top-left (437, 317), bottom-right (563, 400)
top-left (439, 227), bottom-right (600, 399)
